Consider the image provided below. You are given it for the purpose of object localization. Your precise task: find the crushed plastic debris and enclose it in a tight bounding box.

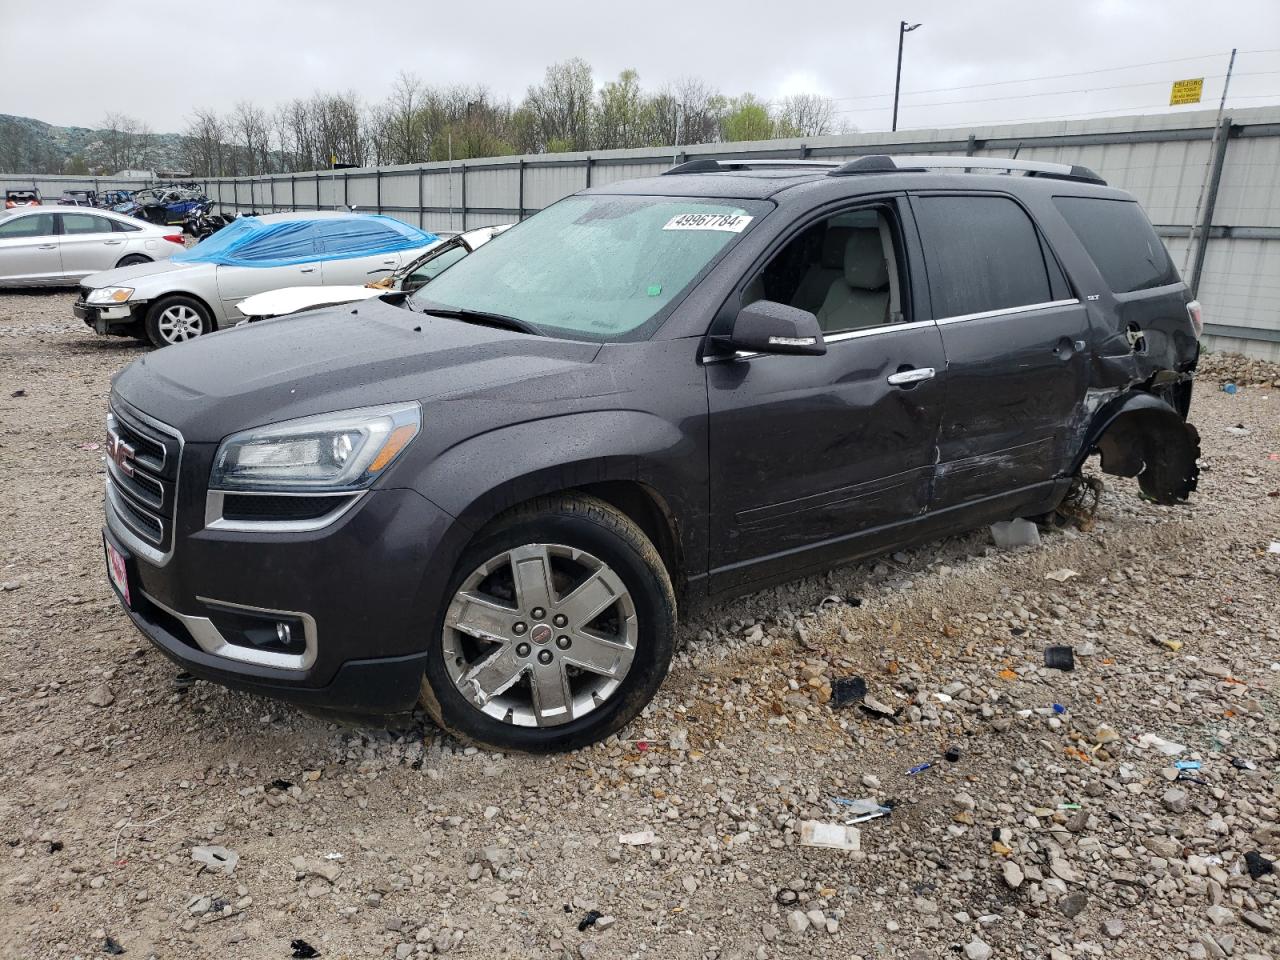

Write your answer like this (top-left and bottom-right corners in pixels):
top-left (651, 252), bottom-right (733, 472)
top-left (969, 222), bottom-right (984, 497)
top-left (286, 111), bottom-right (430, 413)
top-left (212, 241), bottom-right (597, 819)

top-left (1044, 568), bottom-right (1078, 582)
top-left (1151, 636), bottom-right (1184, 652)
top-left (944, 745), bottom-right (962, 762)
top-left (102, 936), bottom-right (125, 955)
top-left (1051, 703), bottom-right (1067, 715)
top-left (1220, 382), bottom-right (1238, 394)
top-left (191, 844), bottom-right (239, 875)
top-left (617, 829), bottom-right (655, 846)
top-left (578, 910), bottom-right (603, 931)
top-left (269, 778), bottom-right (294, 791)
top-left (799, 820), bottom-right (861, 851)
top-left (1268, 541), bottom-right (1280, 554)
top-left (290, 940), bottom-right (320, 959)
top-left (1138, 733), bottom-right (1187, 755)
top-left (860, 694), bottom-right (898, 718)
top-left (829, 675), bottom-right (867, 708)
top-left (1175, 760), bottom-right (1202, 771)
top-left (1044, 645), bottom-right (1075, 671)
top-left (1225, 424), bottom-right (1251, 436)
top-left (907, 762), bottom-right (932, 775)
top-left (1231, 757), bottom-right (1258, 771)
top-left (1057, 803), bottom-right (1081, 811)
top-left (831, 797), bottom-right (893, 823)
top-left (990, 518), bottom-right (1041, 548)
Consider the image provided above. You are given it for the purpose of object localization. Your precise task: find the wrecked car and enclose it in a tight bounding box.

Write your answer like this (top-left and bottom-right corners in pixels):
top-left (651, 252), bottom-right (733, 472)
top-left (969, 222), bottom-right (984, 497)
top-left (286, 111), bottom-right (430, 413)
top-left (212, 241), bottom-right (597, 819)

top-left (235, 223), bottom-right (511, 320)
top-left (100, 155), bottom-right (1200, 753)
top-left (76, 211), bottom-right (438, 347)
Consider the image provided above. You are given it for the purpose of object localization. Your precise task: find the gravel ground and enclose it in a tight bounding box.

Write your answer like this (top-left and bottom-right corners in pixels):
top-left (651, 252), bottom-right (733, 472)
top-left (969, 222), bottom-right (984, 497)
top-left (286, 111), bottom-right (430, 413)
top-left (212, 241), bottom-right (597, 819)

top-left (1, 291), bottom-right (1278, 960)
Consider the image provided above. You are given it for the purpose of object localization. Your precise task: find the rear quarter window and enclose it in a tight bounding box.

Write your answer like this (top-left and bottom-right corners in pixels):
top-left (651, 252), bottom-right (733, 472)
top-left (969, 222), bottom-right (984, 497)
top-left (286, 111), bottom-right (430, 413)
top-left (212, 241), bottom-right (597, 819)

top-left (1052, 196), bottom-right (1179, 293)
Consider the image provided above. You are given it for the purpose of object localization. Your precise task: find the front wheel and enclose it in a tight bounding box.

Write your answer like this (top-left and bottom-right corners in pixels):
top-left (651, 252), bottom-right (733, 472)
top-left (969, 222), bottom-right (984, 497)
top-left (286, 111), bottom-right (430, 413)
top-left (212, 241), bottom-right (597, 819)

top-left (145, 295), bottom-right (211, 348)
top-left (419, 494), bottom-right (676, 753)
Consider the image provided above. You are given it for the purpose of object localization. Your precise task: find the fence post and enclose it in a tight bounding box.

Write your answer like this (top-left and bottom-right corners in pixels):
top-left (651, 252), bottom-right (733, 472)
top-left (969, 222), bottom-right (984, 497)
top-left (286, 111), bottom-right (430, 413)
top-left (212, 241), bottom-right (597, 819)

top-left (269, 177), bottom-right (275, 211)
top-left (798, 143), bottom-right (809, 159)
top-left (417, 167), bottom-right (424, 229)
top-left (459, 163), bottom-right (467, 231)
top-left (585, 156), bottom-right (592, 188)
top-left (1190, 117), bottom-right (1234, 299)
top-left (965, 134), bottom-right (977, 156)
top-left (291, 175), bottom-right (297, 212)
top-left (518, 159), bottom-right (525, 221)
top-left (375, 169), bottom-right (382, 214)
top-left (343, 171), bottom-right (349, 210)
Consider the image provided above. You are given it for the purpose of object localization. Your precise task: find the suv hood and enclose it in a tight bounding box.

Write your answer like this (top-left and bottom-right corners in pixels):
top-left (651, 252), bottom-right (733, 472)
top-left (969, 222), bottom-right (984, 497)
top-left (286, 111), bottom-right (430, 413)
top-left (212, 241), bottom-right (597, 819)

top-left (83, 257), bottom-right (201, 289)
top-left (112, 298), bottom-right (602, 442)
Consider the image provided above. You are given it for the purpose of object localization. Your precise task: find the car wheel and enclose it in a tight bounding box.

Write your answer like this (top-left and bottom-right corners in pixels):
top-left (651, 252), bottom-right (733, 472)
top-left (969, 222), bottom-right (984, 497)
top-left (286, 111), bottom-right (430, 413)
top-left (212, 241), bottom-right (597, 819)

top-left (115, 254), bottom-right (151, 268)
top-left (145, 295), bottom-right (210, 348)
top-left (420, 494), bottom-right (677, 753)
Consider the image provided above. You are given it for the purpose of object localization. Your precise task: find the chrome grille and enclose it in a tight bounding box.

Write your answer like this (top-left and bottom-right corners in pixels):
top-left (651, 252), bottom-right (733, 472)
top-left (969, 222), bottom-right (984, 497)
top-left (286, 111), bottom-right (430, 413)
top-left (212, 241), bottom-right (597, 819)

top-left (106, 403), bottom-right (182, 557)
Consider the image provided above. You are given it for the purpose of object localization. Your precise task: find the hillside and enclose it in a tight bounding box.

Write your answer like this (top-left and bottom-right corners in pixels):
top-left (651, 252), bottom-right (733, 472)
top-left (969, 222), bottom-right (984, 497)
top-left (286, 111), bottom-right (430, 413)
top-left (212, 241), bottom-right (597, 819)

top-left (0, 114), bottom-right (188, 176)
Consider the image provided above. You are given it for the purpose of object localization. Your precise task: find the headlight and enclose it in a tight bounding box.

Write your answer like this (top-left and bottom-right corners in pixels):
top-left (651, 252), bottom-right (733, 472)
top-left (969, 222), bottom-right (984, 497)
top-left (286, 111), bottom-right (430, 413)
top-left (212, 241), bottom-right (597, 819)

top-left (86, 286), bottom-right (134, 304)
top-left (210, 403), bottom-right (421, 492)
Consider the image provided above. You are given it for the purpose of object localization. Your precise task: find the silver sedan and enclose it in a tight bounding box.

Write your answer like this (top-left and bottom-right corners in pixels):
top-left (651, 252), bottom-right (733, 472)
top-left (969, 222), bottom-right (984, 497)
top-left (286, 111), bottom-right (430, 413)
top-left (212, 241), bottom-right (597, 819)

top-left (0, 206), bottom-right (184, 287)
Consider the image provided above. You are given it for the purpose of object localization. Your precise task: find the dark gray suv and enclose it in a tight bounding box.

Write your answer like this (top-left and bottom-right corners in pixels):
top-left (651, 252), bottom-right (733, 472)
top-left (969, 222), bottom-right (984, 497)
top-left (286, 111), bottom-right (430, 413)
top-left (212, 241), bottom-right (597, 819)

top-left (102, 155), bottom-right (1201, 752)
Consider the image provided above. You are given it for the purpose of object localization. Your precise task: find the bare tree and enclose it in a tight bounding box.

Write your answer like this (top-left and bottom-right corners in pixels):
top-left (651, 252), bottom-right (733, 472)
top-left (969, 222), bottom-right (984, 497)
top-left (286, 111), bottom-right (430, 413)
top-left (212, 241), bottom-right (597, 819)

top-left (521, 58), bottom-right (594, 152)
top-left (182, 109), bottom-right (228, 177)
top-left (595, 69), bottom-right (648, 150)
top-left (775, 94), bottom-right (839, 138)
top-left (97, 113), bottom-right (151, 172)
top-left (230, 101), bottom-right (271, 175)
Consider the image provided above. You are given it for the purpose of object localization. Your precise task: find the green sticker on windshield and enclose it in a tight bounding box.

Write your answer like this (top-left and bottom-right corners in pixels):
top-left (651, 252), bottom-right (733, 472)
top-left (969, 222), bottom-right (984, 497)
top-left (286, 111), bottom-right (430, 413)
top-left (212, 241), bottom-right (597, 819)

top-left (646, 284), bottom-right (662, 297)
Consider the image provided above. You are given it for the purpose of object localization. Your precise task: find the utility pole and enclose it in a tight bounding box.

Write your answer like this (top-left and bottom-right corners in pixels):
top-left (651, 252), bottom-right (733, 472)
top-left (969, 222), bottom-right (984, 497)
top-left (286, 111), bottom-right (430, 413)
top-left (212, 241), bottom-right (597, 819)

top-left (892, 21), bottom-right (922, 132)
top-left (1182, 47), bottom-right (1237, 278)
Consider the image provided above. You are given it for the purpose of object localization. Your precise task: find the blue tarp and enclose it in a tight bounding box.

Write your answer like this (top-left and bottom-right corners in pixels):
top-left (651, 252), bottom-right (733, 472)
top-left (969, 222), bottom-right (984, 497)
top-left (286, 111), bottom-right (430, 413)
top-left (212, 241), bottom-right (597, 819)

top-left (173, 214), bottom-right (437, 268)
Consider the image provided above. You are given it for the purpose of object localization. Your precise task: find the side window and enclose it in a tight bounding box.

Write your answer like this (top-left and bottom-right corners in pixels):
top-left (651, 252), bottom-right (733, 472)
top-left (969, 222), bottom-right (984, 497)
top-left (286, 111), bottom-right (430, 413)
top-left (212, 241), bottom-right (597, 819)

top-left (112, 218), bottom-right (142, 233)
top-left (1053, 196), bottom-right (1179, 293)
top-left (406, 243), bottom-right (468, 290)
top-left (321, 222), bottom-right (402, 256)
top-left (742, 205), bottom-right (906, 335)
top-left (62, 213), bottom-right (113, 235)
top-left (0, 213), bottom-right (56, 239)
top-left (913, 195), bottom-right (1054, 318)
top-left (237, 223), bottom-right (316, 262)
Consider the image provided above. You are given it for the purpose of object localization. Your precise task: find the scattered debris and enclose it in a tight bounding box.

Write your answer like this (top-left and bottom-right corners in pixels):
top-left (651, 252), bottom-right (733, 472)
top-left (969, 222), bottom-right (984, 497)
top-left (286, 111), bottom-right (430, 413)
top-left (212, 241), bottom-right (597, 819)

top-left (799, 820), bottom-right (861, 852)
top-left (990, 518), bottom-right (1041, 548)
top-left (832, 797), bottom-right (893, 824)
top-left (1150, 635), bottom-right (1184, 652)
top-left (577, 910), bottom-right (603, 932)
top-left (269, 778), bottom-right (294, 791)
top-left (1232, 757), bottom-right (1258, 771)
top-left (1225, 424), bottom-right (1251, 436)
top-left (1138, 733), bottom-right (1187, 755)
top-left (1043, 645), bottom-right (1075, 671)
top-left (10, 389), bottom-right (25, 397)
top-left (102, 936), bottom-right (125, 955)
top-left (907, 762), bottom-right (932, 775)
top-left (1267, 541), bottom-right (1280, 554)
top-left (191, 844), bottom-right (239, 875)
top-left (1244, 850), bottom-right (1275, 880)
top-left (1220, 382), bottom-right (1238, 394)
top-left (860, 694), bottom-right (898, 718)
top-left (944, 745), bottom-right (962, 763)
top-left (829, 676), bottom-right (867, 708)
top-left (1044, 568), bottom-right (1078, 582)
top-left (290, 940), bottom-right (320, 959)
top-left (617, 830), bottom-right (655, 846)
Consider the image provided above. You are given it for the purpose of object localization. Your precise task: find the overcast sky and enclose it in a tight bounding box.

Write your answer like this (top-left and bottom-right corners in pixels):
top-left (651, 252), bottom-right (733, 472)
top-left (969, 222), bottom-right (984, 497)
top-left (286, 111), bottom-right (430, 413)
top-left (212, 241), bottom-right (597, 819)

top-left (6, 0), bottom-right (1279, 134)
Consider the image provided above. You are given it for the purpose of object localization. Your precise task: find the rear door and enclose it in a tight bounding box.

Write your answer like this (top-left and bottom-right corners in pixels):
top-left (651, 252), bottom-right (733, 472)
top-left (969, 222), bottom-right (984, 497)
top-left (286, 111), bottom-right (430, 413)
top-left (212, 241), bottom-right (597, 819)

top-left (215, 223), bottom-right (322, 320)
top-left (58, 211), bottom-right (126, 277)
top-left (909, 192), bottom-right (1090, 509)
top-left (0, 212), bottom-right (61, 283)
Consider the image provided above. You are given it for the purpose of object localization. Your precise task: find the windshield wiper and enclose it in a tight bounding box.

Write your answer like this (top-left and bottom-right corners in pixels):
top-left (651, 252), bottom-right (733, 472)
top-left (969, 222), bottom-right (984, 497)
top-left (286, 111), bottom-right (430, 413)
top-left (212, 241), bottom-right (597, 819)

top-left (413, 300), bottom-right (541, 336)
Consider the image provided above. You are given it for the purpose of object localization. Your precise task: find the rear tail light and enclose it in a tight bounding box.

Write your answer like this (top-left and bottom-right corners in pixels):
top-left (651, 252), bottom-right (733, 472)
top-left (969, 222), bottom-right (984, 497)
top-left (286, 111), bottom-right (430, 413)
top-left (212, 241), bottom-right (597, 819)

top-left (163, 234), bottom-right (185, 245)
top-left (1186, 300), bottom-right (1204, 339)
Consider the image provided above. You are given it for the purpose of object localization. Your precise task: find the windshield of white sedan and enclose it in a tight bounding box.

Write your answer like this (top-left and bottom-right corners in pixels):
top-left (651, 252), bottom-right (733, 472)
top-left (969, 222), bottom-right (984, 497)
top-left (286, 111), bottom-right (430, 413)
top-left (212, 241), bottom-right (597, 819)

top-left (409, 195), bottom-right (768, 340)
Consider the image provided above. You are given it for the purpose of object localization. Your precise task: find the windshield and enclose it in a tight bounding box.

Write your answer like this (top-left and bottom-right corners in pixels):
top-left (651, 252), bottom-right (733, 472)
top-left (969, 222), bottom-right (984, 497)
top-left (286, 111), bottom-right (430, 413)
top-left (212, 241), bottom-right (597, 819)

top-left (409, 194), bottom-right (769, 341)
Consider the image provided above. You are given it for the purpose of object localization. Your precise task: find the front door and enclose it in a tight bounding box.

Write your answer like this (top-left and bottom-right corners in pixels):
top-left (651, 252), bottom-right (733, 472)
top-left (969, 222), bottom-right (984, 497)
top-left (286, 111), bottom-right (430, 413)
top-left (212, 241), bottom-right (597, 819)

top-left (706, 200), bottom-right (946, 593)
top-left (908, 193), bottom-right (1091, 509)
top-left (0, 212), bottom-right (60, 283)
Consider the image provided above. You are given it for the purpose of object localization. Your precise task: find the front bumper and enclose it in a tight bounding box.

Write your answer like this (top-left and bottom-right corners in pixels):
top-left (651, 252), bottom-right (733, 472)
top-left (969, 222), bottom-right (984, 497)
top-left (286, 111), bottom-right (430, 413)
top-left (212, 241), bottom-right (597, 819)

top-left (104, 459), bottom-right (469, 714)
top-left (75, 299), bottom-right (145, 335)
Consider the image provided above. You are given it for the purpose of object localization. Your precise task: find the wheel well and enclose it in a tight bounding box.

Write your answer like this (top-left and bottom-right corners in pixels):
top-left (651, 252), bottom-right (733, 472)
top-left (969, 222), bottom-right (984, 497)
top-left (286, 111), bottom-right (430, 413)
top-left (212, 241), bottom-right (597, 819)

top-left (573, 481), bottom-right (683, 589)
top-left (1092, 407), bottom-right (1200, 504)
top-left (115, 253), bottom-right (152, 268)
top-left (147, 291), bottom-right (215, 324)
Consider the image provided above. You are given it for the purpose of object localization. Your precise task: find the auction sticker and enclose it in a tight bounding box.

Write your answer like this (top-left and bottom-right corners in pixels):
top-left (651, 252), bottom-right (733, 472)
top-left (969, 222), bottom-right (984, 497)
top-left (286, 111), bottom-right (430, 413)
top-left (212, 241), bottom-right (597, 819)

top-left (663, 213), bottom-right (753, 232)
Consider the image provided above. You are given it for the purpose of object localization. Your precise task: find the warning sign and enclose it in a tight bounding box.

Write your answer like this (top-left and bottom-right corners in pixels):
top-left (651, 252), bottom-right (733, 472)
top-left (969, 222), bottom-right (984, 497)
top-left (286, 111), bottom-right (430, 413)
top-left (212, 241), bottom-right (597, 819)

top-left (1170, 78), bottom-right (1204, 106)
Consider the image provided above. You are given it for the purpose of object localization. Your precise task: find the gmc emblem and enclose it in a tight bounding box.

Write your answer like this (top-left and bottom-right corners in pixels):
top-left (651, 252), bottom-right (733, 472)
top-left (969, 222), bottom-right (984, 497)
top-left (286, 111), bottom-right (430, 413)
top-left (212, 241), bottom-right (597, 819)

top-left (107, 431), bottom-right (136, 477)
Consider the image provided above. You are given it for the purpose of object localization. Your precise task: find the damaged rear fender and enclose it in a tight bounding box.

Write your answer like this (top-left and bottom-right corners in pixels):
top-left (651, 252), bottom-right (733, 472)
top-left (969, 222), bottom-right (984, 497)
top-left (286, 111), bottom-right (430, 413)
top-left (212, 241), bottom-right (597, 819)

top-left (1072, 392), bottom-right (1200, 505)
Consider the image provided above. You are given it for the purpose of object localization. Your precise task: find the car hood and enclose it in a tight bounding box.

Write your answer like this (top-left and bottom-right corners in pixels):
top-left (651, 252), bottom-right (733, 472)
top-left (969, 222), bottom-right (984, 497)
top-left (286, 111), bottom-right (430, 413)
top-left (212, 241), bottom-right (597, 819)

top-left (112, 298), bottom-right (603, 442)
top-left (237, 284), bottom-right (382, 317)
top-left (82, 257), bottom-right (203, 290)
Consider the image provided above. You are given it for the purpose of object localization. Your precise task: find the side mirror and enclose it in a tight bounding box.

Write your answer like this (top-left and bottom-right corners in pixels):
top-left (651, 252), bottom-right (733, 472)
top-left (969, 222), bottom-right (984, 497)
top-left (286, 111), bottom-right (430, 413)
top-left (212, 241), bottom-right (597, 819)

top-left (725, 300), bottom-right (826, 356)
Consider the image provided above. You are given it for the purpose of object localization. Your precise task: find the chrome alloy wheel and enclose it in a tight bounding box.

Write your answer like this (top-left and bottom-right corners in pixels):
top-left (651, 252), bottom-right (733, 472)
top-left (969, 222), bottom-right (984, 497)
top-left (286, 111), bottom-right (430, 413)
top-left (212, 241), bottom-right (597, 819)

top-left (156, 304), bottom-right (204, 343)
top-left (442, 543), bottom-right (638, 728)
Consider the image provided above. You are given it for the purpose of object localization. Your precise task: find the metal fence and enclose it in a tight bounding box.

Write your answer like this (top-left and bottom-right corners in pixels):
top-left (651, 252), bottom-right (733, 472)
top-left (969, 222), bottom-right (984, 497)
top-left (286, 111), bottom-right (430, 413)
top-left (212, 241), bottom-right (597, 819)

top-left (6, 104), bottom-right (1279, 358)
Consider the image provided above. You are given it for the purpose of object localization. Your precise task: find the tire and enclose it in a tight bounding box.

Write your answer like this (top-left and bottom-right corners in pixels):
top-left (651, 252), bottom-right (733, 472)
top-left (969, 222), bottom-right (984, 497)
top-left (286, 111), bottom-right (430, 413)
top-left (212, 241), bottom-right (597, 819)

top-left (115, 254), bottom-right (151, 268)
top-left (145, 295), bottom-right (211, 348)
top-left (420, 493), bottom-right (677, 753)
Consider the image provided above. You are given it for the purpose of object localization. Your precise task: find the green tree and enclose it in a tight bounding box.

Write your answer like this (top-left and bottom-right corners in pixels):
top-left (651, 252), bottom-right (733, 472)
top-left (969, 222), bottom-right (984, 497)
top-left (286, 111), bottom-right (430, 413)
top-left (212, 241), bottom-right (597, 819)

top-left (721, 95), bottom-right (773, 142)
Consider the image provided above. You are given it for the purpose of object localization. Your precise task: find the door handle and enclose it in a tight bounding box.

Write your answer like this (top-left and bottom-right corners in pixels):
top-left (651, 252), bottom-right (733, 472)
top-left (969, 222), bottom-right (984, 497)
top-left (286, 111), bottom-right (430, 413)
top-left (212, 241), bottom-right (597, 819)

top-left (38, 243), bottom-right (57, 249)
top-left (300, 266), bottom-right (316, 273)
top-left (104, 239), bottom-right (124, 245)
top-left (887, 367), bottom-right (935, 386)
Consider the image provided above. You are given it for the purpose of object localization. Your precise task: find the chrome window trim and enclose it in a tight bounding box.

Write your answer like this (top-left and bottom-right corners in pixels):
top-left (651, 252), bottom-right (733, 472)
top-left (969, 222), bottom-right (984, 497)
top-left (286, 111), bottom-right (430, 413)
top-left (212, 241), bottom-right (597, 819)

top-left (142, 591), bottom-right (318, 671)
top-left (702, 318), bottom-right (939, 364)
top-left (104, 403), bottom-right (183, 567)
top-left (204, 489), bottom-right (366, 533)
top-left (935, 298), bottom-right (1080, 326)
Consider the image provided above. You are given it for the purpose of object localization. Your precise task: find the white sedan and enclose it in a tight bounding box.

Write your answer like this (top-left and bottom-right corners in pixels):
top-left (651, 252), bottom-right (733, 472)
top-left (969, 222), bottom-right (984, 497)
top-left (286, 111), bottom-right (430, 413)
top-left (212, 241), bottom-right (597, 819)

top-left (237, 224), bottom-right (511, 320)
top-left (0, 206), bottom-right (184, 287)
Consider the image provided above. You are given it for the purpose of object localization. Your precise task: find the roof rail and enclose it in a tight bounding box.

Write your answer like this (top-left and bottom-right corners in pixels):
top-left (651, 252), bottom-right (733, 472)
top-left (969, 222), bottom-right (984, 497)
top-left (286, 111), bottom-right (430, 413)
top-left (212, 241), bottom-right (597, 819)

top-left (828, 154), bottom-right (1106, 185)
top-left (663, 158), bottom-right (839, 175)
